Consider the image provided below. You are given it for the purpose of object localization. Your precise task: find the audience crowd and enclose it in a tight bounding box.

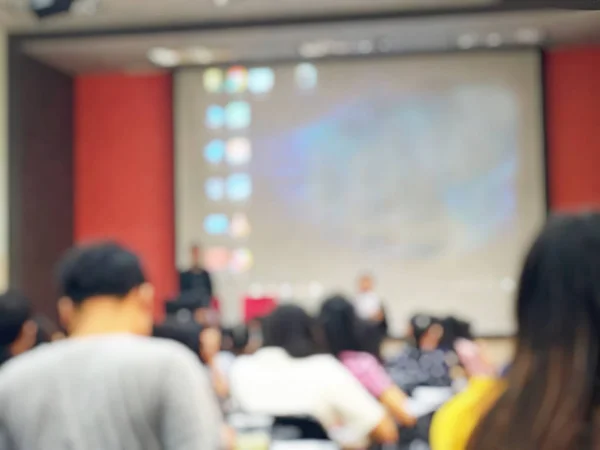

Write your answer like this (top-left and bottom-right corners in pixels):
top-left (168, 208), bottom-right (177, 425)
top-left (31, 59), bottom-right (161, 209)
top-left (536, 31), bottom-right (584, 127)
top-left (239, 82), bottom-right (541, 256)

top-left (0, 211), bottom-right (597, 450)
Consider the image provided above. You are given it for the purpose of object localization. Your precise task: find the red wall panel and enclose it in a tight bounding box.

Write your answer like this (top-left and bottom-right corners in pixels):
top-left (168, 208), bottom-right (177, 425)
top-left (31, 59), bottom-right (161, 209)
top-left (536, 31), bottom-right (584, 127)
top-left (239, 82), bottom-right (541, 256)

top-left (545, 47), bottom-right (600, 211)
top-left (74, 73), bottom-right (175, 316)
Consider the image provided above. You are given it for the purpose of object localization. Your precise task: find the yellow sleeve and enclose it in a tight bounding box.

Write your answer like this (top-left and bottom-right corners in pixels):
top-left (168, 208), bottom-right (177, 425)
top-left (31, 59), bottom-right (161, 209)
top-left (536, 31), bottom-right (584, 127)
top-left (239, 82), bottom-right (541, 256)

top-left (430, 378), bottom-right (500, 450)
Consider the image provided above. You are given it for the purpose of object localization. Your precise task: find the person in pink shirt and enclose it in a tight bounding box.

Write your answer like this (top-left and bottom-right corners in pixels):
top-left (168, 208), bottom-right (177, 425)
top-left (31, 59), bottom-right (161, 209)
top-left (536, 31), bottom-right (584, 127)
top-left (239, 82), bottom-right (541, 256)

top-left (319, 296), bottom-right (416, 427)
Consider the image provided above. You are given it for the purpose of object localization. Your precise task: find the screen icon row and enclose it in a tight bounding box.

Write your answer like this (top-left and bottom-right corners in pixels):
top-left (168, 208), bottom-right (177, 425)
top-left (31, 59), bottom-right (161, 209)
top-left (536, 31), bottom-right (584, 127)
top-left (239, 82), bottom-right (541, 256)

top-left (206, 101), bottom-right (251, 130)
top-left (204, 213), bottom-right (251, 238)
top-left (205, 174), bottom-right (252, 202)
top-left (204, 66), bottom-right (275, 95)
top-left (204, 138), bottom-right (251, 166)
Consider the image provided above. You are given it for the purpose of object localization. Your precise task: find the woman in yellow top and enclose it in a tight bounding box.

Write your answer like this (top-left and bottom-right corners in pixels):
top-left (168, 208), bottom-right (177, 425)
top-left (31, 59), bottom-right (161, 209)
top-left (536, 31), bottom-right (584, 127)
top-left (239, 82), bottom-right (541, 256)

top-left (431, 212), bottom-right (600, 450)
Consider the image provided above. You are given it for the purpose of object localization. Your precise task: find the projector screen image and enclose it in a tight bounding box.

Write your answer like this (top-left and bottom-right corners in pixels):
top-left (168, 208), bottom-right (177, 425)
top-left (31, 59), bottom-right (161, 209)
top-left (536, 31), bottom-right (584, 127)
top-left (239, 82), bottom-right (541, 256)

top-left (175, 51), bottom-right (545, 335)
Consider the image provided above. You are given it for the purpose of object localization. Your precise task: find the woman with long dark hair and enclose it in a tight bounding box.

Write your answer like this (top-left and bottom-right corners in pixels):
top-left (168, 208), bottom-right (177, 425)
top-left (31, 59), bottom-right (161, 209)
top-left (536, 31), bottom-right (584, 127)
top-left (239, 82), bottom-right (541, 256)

top-left (432, 212), bottom-right (600, 450)
top-left (319, 295), bottom-right (415, 427)
top-left (230, 304), bottom-right (398, 447)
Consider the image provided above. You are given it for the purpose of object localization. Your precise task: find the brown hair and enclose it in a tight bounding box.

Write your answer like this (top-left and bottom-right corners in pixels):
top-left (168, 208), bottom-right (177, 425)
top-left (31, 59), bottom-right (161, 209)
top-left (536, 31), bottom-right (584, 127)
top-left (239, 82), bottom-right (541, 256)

top-left (467, 213), bottom-right (600, 450)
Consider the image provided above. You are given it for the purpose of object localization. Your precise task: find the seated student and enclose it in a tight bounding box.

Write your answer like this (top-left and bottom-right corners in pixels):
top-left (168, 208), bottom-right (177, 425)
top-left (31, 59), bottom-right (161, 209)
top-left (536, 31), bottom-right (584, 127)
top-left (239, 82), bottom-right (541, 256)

top-left (319, 295), bottom-right (416, 427)
top-left (154, 319), bottom-right (228, 399)
top-left (217, 324), bottom-right (249, 379)
top-left (0, 291), bottom-right (37, 366)
top-left (33, 315), bottom-right (66, 345)
top-left (0, 242), bottom-right (221, 450)
top-left (386, 315), bottom-right (453, 393)
top-left (384, 315), bottom-right (457, 450)
top-left (230, 304), bottom-right (398, 448)
top-left (431, 213), bottom-right (600, 450)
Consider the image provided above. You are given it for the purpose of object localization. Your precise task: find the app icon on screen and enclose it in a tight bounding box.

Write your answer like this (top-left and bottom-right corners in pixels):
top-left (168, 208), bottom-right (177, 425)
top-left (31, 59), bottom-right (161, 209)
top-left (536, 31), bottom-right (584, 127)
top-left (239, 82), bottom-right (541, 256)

top-left (203, 68), bottom-right (223, 93)
top-left (225, 102), bottom-right (251, 130)
top-left (230, 248), bottom-right (253, 273)
top-left (203, 214), bottom-right (229, 235)
top-left (248, 67), bottom-right (274, 95)
top-left (205, 105), bottom-right (225, 129)
top-left (204, 140), bottom-right (225, 165)
top-left (225, 66), bottom-right (248, 94)
top-left (205, 247), bottom-right (231, 272)
top-left (226, 174), bottom-right (252, 201)
top-left (226, 138), bottom-right (252, 166)
top-left (230, 213), bottom-right (251, 238)
top-left (205, 177), bottom-right (225, 201)
top-left (295, 63), bottom-right (318, 90)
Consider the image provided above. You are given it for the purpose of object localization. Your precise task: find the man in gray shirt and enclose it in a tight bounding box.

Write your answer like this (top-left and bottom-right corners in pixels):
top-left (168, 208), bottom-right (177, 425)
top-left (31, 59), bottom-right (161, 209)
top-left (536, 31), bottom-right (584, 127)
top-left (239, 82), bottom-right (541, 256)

top-left (0, 242), bottom-right (222, 450)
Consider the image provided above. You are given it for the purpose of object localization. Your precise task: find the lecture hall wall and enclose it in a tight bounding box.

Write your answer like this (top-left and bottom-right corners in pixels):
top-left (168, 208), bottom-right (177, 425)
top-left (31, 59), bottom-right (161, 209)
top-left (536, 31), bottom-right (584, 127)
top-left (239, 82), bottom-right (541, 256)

top-left (73, 46), bottom-right (600, 317)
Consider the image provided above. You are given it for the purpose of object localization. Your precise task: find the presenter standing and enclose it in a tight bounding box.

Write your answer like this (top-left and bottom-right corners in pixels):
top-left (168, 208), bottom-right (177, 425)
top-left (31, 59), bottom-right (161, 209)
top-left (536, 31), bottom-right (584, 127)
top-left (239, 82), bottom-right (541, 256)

top-left (177, 244), bottom-right (215, 324)
top-left (355, 273), bottom-right (388, 336)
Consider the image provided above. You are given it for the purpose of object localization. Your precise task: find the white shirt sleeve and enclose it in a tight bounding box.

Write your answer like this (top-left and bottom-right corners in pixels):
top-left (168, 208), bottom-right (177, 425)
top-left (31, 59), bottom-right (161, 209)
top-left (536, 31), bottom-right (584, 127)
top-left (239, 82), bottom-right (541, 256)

top-left (160, 347), bottom-right (222, 450)
top-left (323, 358), bottom-right (386, 443)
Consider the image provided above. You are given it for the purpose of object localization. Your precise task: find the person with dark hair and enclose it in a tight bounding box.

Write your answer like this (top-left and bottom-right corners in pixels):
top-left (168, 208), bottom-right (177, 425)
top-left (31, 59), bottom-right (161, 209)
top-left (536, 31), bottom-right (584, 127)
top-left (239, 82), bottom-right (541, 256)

top-left (431, 212), bottom-right (600, 450)
top-left (384, 314), bottom-right (456, 450)
top-left (154, 319), bottom-right (228, 399)
top-left (179, 243), bottom-right (214, 298)
top-left (32, 315), bottom-right (66, 346)
top-left (216, 324), bottom-right (250, 380)
top-left (0, 242), bottom-right (221, 450)
top-left (230, 304), bottom-right (398, 447)
top-left (319, 295), bottom-right (415, 427)
top-left (0, 291), bottom-right (37, 366)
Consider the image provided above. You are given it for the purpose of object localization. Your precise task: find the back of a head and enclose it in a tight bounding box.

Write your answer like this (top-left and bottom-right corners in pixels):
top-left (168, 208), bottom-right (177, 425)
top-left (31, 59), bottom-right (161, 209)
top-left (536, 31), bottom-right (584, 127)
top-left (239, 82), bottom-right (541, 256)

top-left (231, 324), bottom-right (250, 353)
top-left (153, 319), bottom-right (202, 359)
top-left (0, 291), bottom-right (31, 347)
top-left (468, 212), bottom-right (600, 450)
top-left (262, 304), bottom-right (323, 358)
top-left (57, 242), bottom-right (147, 304)
top-left (439, 316), bottom-right (473, 349)
top-left (409, 314), bottom-right (440, 348)
top-left (319, 295), bottom-right (362, 356)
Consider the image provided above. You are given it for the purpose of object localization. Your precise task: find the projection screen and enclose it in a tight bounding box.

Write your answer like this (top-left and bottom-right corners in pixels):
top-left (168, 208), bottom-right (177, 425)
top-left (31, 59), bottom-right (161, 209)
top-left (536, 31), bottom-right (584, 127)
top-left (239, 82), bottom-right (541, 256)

top-left (174, 50), bottom-right (546, 335)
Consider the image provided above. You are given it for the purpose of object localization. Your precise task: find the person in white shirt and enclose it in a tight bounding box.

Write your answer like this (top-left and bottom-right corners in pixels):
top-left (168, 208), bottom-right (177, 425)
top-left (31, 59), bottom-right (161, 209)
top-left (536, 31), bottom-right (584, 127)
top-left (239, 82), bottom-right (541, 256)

top-left (229, 304), bottom-right (397, 448)
top-left (354, 273), bottom-right (387, 335)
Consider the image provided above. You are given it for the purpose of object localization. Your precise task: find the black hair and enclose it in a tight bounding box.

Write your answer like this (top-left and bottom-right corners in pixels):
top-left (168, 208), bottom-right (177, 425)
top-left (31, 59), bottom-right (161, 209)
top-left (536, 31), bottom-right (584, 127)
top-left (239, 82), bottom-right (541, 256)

top-left (153, 319), bottom-right (202, 359)
top-left (0, 291), bottom-right (31, 347)
top-left (319, 295), bottom-right (383, 359)
top-left (56, 242), bottom-right (147, 304)
top-left (320, 296), bottom-right (361, 354)
top-left (33, 316), bottom-right (65, 345)
top-left (469, 212), bottom-right (600, 450)
top-left (231, 324), bottom-right (249, 352)
top-left (262, 304), bottom-right (324, 358)
top-left (409, 314), bottom-right (441, 348)
top-left (439, 316), bottom-right (473, 349)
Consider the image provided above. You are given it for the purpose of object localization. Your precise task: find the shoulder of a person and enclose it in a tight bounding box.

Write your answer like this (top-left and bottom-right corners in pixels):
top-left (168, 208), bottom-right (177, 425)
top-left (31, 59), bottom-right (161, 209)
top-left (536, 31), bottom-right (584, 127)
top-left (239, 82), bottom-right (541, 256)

top-left (0, 342), bottom-right (63, 387)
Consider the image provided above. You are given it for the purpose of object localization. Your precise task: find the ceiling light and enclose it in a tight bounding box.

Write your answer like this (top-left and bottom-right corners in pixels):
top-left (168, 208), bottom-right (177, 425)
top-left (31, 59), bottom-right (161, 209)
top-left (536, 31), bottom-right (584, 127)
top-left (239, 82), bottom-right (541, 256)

top-left (183, 47), bottom-right (214, 65)
top-left (147, 47), bottom-right (181, 68)
top-left (357, 40), bottom-right (374, 54)
top-left (213, 0), bottom-right (228, 6)
top-left (457, 34), bottom-right (478, 50)
top-left (298, 42), bottom-right (328, 59)
top-left (485, 33), bottom-right (503, 48)
top-left (70, 0), bottom-right (98, 16)
top-left (515, 28), bottom-right (543, 45)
